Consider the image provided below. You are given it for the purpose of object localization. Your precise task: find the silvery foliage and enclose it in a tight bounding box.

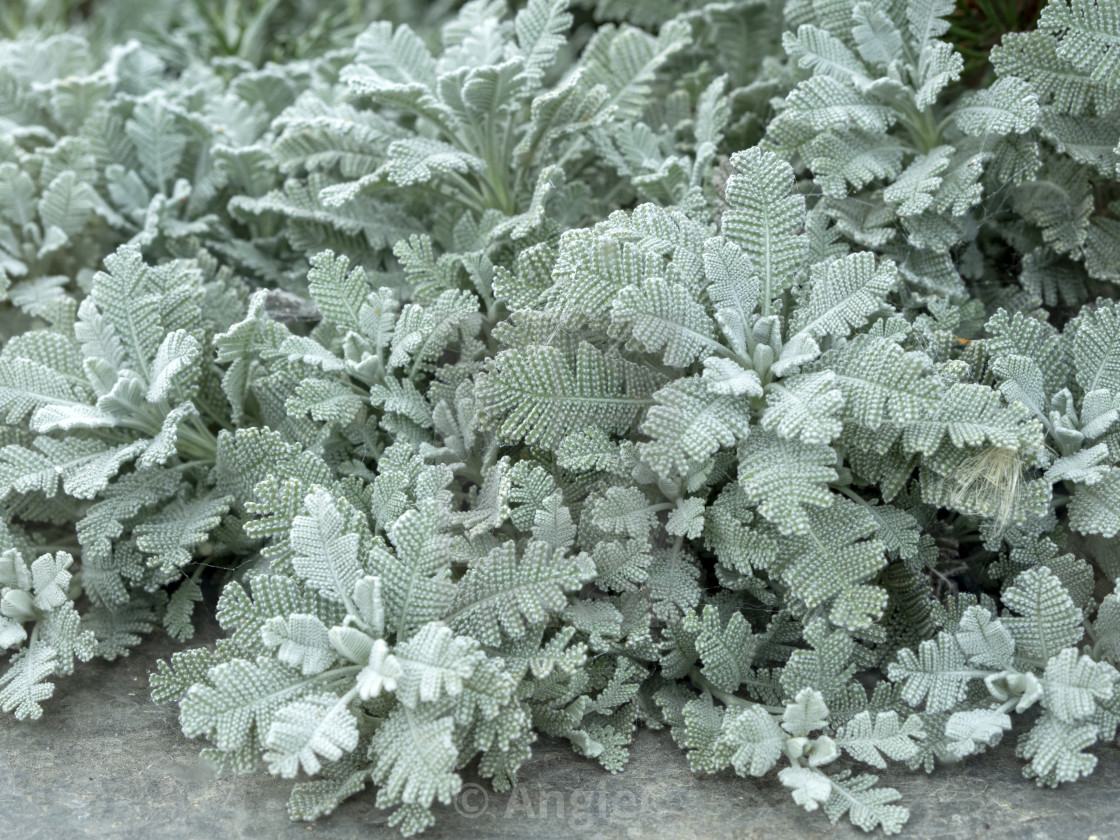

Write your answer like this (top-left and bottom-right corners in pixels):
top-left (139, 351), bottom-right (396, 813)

top-left (3, 0), bottom-right (1120, 836)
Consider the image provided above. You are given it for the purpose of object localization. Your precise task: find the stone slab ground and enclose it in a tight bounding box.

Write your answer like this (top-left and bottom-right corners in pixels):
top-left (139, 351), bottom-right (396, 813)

top-left (3, 615), bottom-right (1118, 840)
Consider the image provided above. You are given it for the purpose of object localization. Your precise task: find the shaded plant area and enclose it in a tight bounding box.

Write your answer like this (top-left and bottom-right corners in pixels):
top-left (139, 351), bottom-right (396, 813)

top-left (949, 0), bottom-right (1044, 84)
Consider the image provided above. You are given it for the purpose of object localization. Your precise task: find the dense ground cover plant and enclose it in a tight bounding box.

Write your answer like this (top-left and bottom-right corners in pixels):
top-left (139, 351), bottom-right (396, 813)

top-left (3, 0), bottom-right (1120, 835)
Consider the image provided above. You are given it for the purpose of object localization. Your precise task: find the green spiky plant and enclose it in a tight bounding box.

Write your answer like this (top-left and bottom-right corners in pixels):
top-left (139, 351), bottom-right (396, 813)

top-left (4, 0), bottom-right (1120, 836)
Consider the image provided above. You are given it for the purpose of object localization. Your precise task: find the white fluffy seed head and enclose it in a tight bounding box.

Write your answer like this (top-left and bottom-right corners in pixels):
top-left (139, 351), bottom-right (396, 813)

top-left (944, 446), bottom-right (1024, 532)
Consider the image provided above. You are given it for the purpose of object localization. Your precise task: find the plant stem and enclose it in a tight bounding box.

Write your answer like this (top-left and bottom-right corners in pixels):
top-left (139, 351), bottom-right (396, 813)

top-left (689, 667), bottom-right (784, 714)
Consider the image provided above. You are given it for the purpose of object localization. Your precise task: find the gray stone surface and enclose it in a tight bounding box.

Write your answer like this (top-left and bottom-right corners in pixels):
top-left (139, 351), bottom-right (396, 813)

top-left (3, 615), bottom-right (1120, 840)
